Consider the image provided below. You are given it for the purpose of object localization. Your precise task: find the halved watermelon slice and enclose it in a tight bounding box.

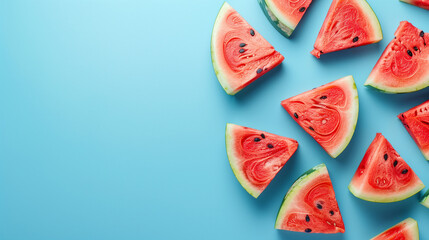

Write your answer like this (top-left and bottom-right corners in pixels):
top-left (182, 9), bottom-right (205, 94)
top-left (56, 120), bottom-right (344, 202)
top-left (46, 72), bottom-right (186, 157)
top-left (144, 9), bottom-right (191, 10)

top-left (365, 21), bottom-right (429, 93)
top-left (371, 218), bottom-right (419, 240)
top-left (398, 100), bottom-right (429, 160)
top-left (349, 133), bottom-right (425, 203)
top-left (275, 164), bottom-right (345, 234)
top-left (211, 2), bottom-right (284, 95)
top-left (281, 75), bottom-right (359, 158)
top-left (258, 0), bottom-right (313, 38)
top-left (310, 0), bottom-right (382, 58)
top-left (225, 123), bottom-right (298, 198)
top-left (421, 189), bottom-right (429, 208)
top-left (400, 0), bottom-right (429, 10)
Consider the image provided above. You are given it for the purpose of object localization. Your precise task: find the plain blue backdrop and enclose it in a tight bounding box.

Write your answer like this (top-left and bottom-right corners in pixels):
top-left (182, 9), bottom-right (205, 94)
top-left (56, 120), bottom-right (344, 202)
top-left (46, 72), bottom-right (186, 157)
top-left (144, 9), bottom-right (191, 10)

top-left (0, 0), bottom-right (428, 239)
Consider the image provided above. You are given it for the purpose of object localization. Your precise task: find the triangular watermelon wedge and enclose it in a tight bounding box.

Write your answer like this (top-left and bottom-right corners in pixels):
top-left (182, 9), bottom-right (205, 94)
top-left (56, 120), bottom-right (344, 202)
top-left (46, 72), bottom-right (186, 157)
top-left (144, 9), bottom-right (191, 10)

top-left (211, 2), bottom-right (284, 95)
top-left (225, 123), bottom-right (298, 198)
top-left (275, 164), bottom-right (345, 234)
top-left (349, 133), bottom-right (425, 203)
top-left (258, 0), bottom-right (313, 38)
top-left (281, 75), bottom-right (359, 158)
top-left (310, 0), bottom-right (383, 58)
top-left (371, 218), bottom-right (419, 240)
top-left (398, 100), bottom-right (429, 160)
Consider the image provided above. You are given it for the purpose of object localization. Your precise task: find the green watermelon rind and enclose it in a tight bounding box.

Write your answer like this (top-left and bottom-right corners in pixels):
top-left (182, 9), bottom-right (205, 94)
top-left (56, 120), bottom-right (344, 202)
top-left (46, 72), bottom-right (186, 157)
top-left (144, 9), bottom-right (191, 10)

top-left (258, 0), bottom-right (294, 38)
top-left (370, 218), bottom-right (419, 240)
top-left (225, 123), bottom-right (261, 198)
top-left (330, 76), bottom-right (359, 158)
top-left (211, 2), bottom-right (235, 95)
top-left (421, 189), bottom-right (429, 209)
top-left (348, 176), bottom-right (425, 203)
top-left (275, 164), bottom-right (327, 229)
top-left (364, 77), bottom-right (429, 94)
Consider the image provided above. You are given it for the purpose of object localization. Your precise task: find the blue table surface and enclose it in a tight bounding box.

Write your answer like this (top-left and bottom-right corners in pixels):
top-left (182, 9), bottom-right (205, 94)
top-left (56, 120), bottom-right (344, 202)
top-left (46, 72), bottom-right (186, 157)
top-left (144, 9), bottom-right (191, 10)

top-left (0, 0), bottom-right (428, 239)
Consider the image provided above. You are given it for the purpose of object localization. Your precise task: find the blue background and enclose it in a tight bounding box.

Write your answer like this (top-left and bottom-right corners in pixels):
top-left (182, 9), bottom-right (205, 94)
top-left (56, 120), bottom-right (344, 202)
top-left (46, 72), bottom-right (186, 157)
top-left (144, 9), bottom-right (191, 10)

top-left (0, 0), bottom-right (428, 239)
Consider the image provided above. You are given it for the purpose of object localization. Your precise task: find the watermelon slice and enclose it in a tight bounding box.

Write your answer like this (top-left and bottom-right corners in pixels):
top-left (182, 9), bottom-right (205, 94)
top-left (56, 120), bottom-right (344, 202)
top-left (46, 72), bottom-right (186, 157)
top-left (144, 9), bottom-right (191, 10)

top-left (310, 0), bottom-right (382, 58)
top-left (371, 218), bottom-right (419, 240)
top-left (400, 0), bottom-right (429, 10)
top-left (365, 21), bottom-right (429, 93)
top-left (258, 0), bottom-right (313, 38)
top-left (281, 75), bottom-right (359, 158)
top-left (225, 123), bottom-right (298, 198)
top-left (349, 133), bottom-right (425, 203)
top-left (421, 189), bottom-right (429, 208)
top-left (275, 164), bottom-right (345, 234)
top-left (398, 100), bottom-right (429, 160)
top-left (211, 2), bottom-right (284, 95)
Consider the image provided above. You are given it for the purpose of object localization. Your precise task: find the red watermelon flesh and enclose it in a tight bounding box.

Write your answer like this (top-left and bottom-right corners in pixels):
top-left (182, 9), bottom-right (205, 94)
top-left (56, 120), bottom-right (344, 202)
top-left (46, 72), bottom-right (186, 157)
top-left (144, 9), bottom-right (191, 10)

top-left (371, 218), bottom-right (419, 240)
top-left (281, 76), bottom-right (359, 158)
top-left (349, 133), bottom-right (424, 203)
top-left (398, 100), bottom-right (429, 160)
top-left (275, 164), bottom-right (345, 233)
top-left (226, 123), bottom-right (298, 198)
top-left (400, 0), bottom-right (429, 10)
top-left (310, 0), bottom-right (382, 58)
top-left (365, 21), bottom-right (429, 93)
top-left (211, 2), bottom-right (284, 95)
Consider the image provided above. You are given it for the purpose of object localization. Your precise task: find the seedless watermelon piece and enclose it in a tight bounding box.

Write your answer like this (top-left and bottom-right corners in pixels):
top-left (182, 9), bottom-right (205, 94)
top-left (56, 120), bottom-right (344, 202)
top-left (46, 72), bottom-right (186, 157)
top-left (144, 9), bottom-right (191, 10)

top-left (371, 218), bottom-right (419, 240)
top-left (310, 0), bottom-right (382, 58)
top-left (349, 133), bottom-right (425, 203)
top-left (225, 123), bottom-right (298, 198)
top-left (365, 21), bottom-right (429, 93)
top-left (421, 189), bottom-right (429, 208)
top-left (398, 100), bottom-right (429, 160)
top-left (258, 0), bottom-right (313, 38)
top-left (281, 75), bottom-right (359, 158)
top-left (275, 164), bottom-right (345, 234)
top-left (211, 2), bottom-right (284, 95)
top-left (400, 0), bottom-right (429, 10)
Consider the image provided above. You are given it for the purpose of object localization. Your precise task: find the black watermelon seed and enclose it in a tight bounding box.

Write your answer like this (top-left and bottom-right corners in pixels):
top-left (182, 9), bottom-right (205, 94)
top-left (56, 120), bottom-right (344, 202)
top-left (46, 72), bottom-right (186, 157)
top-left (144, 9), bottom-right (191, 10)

top-left (309, 126), bottom-right (315, 131)
top-left (329, 210), bottom-right (334, 216)
top-left (402, 169), bottom-right (408, 174)
top-left (407, 50), bottom-right (413, 57)
top-left (353, 36), bottom-right (359, 42)
top-left (254, 137), bottom-right (261, 142)
top-left (305, 215), bottom-right (310, 222)
top-left (294, 113), bottom-right (299, 118)
top-left (239, 43), bottom-right (246, 47)
top-left (316, 203), bottom-right (323, 209)
top-left (420, 31), bottom-right (424, 37)
top-left (267, 144), bottom-right (274, 148)
top-left (305, 228), bottom-right (312, 233)
top-left (384, 154), bottom-right (388, 161)
top-left (320, 95), bottom-right (327, 100)
top-left (414, 46), bottom-right (419, 51)
top-left (250, 29), bottom-right (255, 36)
top-left (239, 49), bottom-right (245, 53)
top-left (299, 7), bottom-right (306, 12)
top-left (256, 68), bottom-right (263, 74)
top-left (320, 51), bottom-right (324, 54)
top-left (393, 160), bottom-right (398, 167)
top-left (261, 133), bottom-right (265, 139)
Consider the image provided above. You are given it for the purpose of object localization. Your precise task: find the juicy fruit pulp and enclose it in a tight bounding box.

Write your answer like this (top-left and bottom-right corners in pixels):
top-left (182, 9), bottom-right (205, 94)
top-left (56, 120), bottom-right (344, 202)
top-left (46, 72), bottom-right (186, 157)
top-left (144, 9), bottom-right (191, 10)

top-left (211, 2), bottom-right (284, 95)
top-left (281, 76), bottom-right (359, 158)
top-left (275, 164), bottom-right (345, 234)
top-left (398, 100), bottom-right (429, 160)
top-left (225, 123), bottom-right (298, 198)
top-left (349, 133), bottom-right (425, 203)
top-left (365, 21), bottom-right (429, 93)
top-left (421, 189), bottom-right (429, 208)
top-left (259, 0), bottom-right (313, 38)
top-left (311, 0), bottom-right (382, 58)
top-left (371, 218), bottom-right (419, 240)
top-left (400, 0), bottom-right (429, 10)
